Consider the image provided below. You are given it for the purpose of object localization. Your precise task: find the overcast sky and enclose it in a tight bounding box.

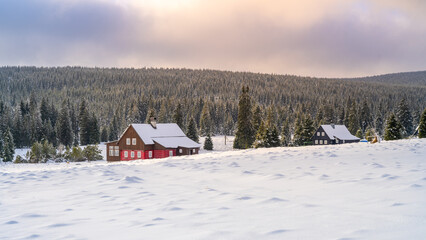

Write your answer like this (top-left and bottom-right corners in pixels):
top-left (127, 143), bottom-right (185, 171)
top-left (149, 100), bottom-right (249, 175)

top-left (0, 0), bottom-right (425, 77)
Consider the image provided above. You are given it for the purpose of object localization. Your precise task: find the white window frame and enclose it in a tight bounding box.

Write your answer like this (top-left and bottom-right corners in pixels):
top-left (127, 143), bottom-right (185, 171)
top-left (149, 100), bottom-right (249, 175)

top-left (315, 140), bottom-right (318, 144)
top-left (126, 138), bottom-right (130, 145)
top-left (321, 132), bottom-right (325, 136)
top-left (131, 151), bottom-right (135, 158)
top-left (320, 140), bottom-right (323, 144)
top-left (169, 150), bottom-right (173, 156)
top-left (132, 138), bottom-right (136, 145)
top-left (179, 149), bottom-right (183, 154)
top-left (148, 151), bottom-right (153, 158)
top-left (115, 150), bottom-right (119, 156)
top-left (124, 151), bottom-right (128, 158)
top-left (317, 132), bottom-right (320, 136)
top-left (192, 149), bottom-right (196, 153)
top-left (109, 150), bottom-right (114, 156)
top-left (324, 140), bottom-right (328, 144)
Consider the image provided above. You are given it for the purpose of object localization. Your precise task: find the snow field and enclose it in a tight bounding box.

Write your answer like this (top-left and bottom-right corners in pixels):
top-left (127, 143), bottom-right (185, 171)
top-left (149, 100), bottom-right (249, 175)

top-left (1, 138), bottom-right (425, 239)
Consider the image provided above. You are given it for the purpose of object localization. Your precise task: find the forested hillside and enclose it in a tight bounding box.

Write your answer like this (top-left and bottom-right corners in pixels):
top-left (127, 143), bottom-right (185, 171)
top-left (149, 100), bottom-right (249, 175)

top-left (342, 71), bottom-right (426, 86)
top-left (0, 66), bottom-right (425, 151)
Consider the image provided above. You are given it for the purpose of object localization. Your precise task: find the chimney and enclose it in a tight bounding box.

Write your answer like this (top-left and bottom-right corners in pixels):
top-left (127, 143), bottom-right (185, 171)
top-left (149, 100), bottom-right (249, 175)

top-left (331, 123), bottom-right (335, 129)
top-left (150, 117), bottom-right (157, 129)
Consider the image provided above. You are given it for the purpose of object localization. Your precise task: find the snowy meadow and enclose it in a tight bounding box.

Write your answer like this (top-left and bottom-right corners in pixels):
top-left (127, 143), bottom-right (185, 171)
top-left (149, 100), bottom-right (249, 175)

top-left (1, 138), bottom-right (425, 240)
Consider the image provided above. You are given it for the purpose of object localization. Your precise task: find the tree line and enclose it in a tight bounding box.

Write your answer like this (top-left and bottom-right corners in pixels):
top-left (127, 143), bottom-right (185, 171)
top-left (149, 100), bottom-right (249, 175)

top-left (1, 67), bottom-right (426, 161)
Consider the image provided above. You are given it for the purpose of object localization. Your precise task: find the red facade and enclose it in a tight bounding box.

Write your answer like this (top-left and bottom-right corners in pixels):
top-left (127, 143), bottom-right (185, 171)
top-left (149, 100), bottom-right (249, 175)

top-left (119, 149), bottom-right (175, 161)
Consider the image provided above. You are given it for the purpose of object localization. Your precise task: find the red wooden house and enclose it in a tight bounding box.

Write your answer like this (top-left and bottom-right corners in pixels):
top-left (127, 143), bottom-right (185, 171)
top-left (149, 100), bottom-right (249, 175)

top-left (106, 120), bottom-right (200, 161)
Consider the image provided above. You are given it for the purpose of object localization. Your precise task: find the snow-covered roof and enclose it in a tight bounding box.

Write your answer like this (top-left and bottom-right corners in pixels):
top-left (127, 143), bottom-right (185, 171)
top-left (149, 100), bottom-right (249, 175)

top-left (131, 123), bottom-right (200, 148)
top-left (321, 125), bottom-right (360, 141)
top-left (152, 137), bottom-right (201, 148)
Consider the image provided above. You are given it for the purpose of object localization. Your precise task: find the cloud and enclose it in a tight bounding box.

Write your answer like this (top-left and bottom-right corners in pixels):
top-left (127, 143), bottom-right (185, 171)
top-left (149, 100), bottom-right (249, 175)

top-left (0, 0), bottom-right (425, 77)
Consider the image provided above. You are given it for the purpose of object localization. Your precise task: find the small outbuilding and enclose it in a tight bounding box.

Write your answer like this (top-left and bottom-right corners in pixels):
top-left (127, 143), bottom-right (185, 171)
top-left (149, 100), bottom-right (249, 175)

top-left (311, 124), bottom-right (360, 145)
top-left (106, 119), bottom-right (200, 161)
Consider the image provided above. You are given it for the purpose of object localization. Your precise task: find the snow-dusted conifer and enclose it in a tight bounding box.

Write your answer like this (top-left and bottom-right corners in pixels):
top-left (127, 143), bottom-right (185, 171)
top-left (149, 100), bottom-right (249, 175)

top-left (396, 99), bottom-right (413, 137)
top-left (203, 133), bottom-right (213, 150)
top-left (384, 113), bottom-right (402, 140)
top-left (418, 109), bottom-right (426, 138)
top-left (233, 86), bottom-right (255, 149)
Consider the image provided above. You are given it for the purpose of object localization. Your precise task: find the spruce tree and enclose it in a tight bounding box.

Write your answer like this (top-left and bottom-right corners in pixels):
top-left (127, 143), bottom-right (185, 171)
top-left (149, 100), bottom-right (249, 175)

top-left (186, 117), bottom-right (199, 143)
top-left (254, 121), bottom-right (267, 148)
top-left (58, 102), bottom-right (73, 147)
top-left (2, 128), bottom-right (15, 162)
top-left (384, 113), bottom-right (402, 140)
top-left (203, 133), bottom-right (213, 150)
top-left (301, 114), bottom-right (315, 145)
top-left (40, 97), bottom-right (50, 123)
top-left (268, 125), bottom-right (280, 147)
top-left (293, 115), bottom-right (303, 146)
top-left (199, 104), bottom-right (211, 136)
top-left (101, 128), bottom-right (108, 142)
top-left (374, 113), bottom-right (384, 136)
top-left (359, 100), bottom-right (371, 132)
top-left (280, 119), bottom-right (291, 146)
top-left (252, 105), bottom-right (262, 134)
top-left (173, 103), bottom-right (184, 130)
top-left (396, 98), bottom-right (413, 137)
top-left (233, 86), bottom-right (255, 149)
top-left (108, 114), bottom-right (119, 141)
top-left (79, 100), bottom-right (90, 145)
top-left (348, 102), bottom-right (359, 135)
top-left (89, 113), bottom-right (100, 144)
top-left (418, 109), bottom-right (426, 138)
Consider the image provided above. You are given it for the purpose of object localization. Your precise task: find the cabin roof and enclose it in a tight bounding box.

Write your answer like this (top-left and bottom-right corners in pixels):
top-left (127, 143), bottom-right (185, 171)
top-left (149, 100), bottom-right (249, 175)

top-left (131, 123), bottom-right (200, 148)
top-left (152, 137), bottom-right (200, 148)
top-left (320, 125), bottom-right (360, 141)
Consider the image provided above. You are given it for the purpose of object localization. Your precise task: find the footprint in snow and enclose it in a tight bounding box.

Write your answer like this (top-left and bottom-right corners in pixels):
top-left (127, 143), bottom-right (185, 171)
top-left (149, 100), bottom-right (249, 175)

top-left (47, 223), bottom-right (72, 228)
top-left (263, 197), bottom-right (288, 203)
top-left (22, 214), bottom-right (46, 218)
top-left (410, 184), bottom-right (422, 188)
top-left (153, 217), bottom-right (165, 221)
top-left (267, 229), bottom-right (288, 235)
top-left (122, 176), bottom-right (143, 183)
top-left (24, 234), bottom-right (41, 239)
top-left (391, 203), bottom-right (404, 207)
top-left (228, 162), bottom-right (240, 168)
top-left (5, 220), bottom-right (18, 224)
top-left (237, 196), bottom-right (251, 200)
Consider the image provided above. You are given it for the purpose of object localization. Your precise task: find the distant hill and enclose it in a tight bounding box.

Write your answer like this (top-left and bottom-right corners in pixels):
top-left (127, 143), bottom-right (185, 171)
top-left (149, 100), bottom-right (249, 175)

top-left (0, 66), bottom-right (425, 137)
top-left (341, 71), bottom-right (426, 86)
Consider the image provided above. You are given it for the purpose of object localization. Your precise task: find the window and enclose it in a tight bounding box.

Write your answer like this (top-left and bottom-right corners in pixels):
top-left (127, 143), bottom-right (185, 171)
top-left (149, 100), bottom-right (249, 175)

top-left (124, 151), bottom-right (128, 158)
top-left (192, 149), bottom-right (196, 153)
top-left (315, 140), bottom-right (318, 144)
top-left (321, 132), bottom-right (325, 136)
top-left (126, 138), bottom-right (130, 145)
top-left (336, 139), bottom-right (339, 144)
top-left (324, 140), bottom-right (328, 144)
top-left (109, 150), bottom-right (114, 156)
top-left (131, 151), bottom-right (135, 158)
top-left (317, 132), bottom-right (320, 136)
top-left (320, 140), bottom-right (323, 144)
top-left (169, 150), bottom-right (173, 156)
top-left (114, 146), bottom-right (119, 156)
top-left (137, 151), bottom-right (142, 159)
top-left (179, 149), bottom-right (183, 154)
top-left (148, 151), bottom-right (153, 158)
top-left (132, 138), bottom-right (136, 145)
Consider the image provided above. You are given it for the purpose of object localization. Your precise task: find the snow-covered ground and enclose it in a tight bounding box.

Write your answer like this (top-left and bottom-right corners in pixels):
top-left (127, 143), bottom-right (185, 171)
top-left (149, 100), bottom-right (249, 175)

top-left (1, 139), bottom-right (425, 240)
